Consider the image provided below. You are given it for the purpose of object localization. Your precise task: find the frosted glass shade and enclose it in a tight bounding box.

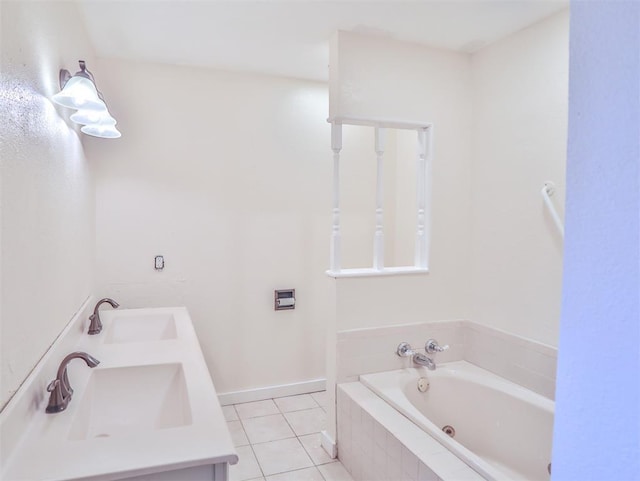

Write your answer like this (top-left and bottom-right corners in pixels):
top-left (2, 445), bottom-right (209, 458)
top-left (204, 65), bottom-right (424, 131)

top-left (52, 76), bottom-right (103, 111)
top-left (81, 121), bottom-right (121, 139)
top-left (70, 107), bottom-right (115, 126)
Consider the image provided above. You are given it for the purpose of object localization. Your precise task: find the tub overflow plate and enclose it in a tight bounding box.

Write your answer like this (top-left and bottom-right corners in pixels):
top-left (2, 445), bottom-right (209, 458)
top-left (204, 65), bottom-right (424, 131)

top-left (417, 377), bottom-right (430, 392)
top-left (442, 425), bottom-right (456, 437)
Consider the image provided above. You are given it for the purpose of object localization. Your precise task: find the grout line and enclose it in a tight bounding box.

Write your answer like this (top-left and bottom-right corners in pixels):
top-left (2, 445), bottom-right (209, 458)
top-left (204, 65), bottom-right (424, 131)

top-left (232, 402), bottom-right (267, 480)
top-left (248, 434), bottom-right (298, 446)
top-left (279, 403), bottom-right (305, 441)
top-left (296, 433), bottom-right (338, 468)
top-left (297, 433), bottom-right (318, 467)
top-left (247, 441), bottom-right (266, 480)
top-left (274, 393), bottom-right (322, 414)
top-left (233, 394), bottom-right (342, 481)
top-left (268, 464), bottom-right (325, 480)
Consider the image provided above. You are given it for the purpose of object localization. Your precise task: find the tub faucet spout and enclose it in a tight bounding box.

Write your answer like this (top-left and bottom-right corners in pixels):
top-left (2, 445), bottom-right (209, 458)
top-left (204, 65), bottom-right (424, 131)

top-left (88, 297), bottom-right (119, 335)
top-left (412, 353), bottom-right (436, 370)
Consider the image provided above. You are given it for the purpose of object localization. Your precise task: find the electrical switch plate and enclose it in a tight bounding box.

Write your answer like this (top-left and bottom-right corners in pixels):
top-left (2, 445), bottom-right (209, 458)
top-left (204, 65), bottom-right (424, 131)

top-left (154, 255), bottom-right (164, 270)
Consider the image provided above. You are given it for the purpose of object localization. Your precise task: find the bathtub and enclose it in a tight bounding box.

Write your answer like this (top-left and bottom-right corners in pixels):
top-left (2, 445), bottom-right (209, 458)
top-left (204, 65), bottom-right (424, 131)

top-left (360, 360), bottom-right (554, 481)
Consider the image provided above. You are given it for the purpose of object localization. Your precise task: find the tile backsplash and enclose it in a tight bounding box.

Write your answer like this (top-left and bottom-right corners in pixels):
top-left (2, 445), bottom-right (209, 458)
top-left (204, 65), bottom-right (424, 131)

top-left (464, 322), bottom-right (557, 399)
top-left (337, 320), bottom-right (557, 399)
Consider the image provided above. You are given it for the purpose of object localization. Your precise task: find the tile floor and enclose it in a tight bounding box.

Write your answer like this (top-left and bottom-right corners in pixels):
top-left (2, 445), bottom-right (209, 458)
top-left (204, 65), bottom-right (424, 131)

top-left (225, 391), bottom-right (354, 481)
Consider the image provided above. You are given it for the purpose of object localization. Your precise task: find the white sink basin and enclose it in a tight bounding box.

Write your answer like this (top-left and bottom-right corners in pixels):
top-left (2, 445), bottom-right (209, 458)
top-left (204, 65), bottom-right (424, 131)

top-left (68, 363), bottom-right (192, 440)
top-left (104, 314), bottom-right (177, 344)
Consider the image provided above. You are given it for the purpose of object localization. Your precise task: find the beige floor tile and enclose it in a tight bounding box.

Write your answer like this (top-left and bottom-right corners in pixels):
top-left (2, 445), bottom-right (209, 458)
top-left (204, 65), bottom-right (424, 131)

top-left (229, 445), bottom-right (263, 481)
top-left (235, 399), bottom-right (279, 419)
top-left (222, 405), bottom-right (239, 421)
top-left (252, 438), bottom-right (314, 476)
top-left (310, 391), bottom-right (327, 410)
top-left (274, 394), bottom-right (319, 413)
top-left (298, 432), bottom-right (336, 465)
top-left (227, 420), bottom-right (250, 447)
top-left (241, 414), bottom-right (295, 444)
top-left (265, 466), bottom-right (324, 481)
top-left (317, 461), bottom-right (355, 481)
top-left (283, 407), bottom-right (326, 436)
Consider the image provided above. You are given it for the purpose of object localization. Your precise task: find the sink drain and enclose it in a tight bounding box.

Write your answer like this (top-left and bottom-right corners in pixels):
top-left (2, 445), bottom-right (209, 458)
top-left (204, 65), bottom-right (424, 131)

top-left (442, 425), bottom-right (455, 437)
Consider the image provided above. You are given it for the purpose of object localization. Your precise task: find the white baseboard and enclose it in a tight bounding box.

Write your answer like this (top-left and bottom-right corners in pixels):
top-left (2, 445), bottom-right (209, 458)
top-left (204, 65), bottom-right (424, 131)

top-left (218, 378), bottom-right (326, 406)
top-left (320, 430), bottom-right (337, 459)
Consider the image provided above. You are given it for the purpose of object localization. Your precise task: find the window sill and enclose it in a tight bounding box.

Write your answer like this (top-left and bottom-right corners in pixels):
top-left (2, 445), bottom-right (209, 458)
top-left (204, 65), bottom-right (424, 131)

top-left (325, 267), bottom-right (429, 278)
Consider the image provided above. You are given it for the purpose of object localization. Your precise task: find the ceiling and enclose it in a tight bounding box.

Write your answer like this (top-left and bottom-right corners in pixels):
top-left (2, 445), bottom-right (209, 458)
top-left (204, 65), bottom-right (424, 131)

top-left (77, 0), bottom-right (568, 82)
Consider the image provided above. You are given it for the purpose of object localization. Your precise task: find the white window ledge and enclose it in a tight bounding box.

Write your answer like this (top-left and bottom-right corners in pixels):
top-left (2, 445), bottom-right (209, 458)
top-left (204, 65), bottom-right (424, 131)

top-left (326, 267), bottom-right (430, 278)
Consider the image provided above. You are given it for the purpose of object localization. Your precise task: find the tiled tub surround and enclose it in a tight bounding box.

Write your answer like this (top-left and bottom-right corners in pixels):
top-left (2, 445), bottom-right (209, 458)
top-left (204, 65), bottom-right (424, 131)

top-left (337, 320), bottom-right (557, 400)
top-left (337, 383), bottom-right (483, 481)
top-left (0, 303), bottom-right (237, 481)
top-left (360, 362), bottom-right (554, 480)
top-left (333, 320), bottom-right (556, 481)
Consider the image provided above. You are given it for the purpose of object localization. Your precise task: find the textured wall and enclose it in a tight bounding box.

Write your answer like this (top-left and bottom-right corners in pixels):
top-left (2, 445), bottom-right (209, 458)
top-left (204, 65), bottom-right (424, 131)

top-left (553, 2), bottom-right (640, 478)
top-left (87, 58), bottom-right (332, 396)
top-left (469, 11), bottom-right (569, 346)
top-left (0, 2), bottom-right (96, 409)
top-left (329, 31), bottom-right (474, 330)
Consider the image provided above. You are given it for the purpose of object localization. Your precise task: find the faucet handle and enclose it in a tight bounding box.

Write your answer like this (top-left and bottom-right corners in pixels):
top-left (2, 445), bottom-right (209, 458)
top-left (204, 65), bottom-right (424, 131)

top-left (397, 342), bottom-right (416, 357)
top-left (46, 379), bottom-right (59, 392)
top-left (425, 339), bottom-right (449, 354)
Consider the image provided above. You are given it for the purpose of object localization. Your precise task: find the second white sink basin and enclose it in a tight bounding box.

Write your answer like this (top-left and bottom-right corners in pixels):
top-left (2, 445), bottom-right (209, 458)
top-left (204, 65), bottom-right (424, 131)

top-left (104, 314), bottom-right (177, 344)
top-left (69, 363), bottom-right (192, 440)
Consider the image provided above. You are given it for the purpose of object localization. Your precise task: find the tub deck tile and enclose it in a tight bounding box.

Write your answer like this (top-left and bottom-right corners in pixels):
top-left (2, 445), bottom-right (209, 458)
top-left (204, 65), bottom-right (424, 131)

top-left (414, 436), bottom-right (448, 458)
top-left (402, 445), bottom-right (420, 480)
top-left (418, 462), bottom-right (439, 481)
top-left (447, 465), bottom-right (486, 481)
top-left (423, 451), bottom-right (472, 480)
top-left (337, 382), bottom-right (482, 481)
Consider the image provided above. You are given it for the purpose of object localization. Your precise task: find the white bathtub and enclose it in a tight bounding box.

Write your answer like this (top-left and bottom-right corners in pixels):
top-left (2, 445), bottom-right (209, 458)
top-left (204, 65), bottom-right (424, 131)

top-left (360, 360), bottom-right (554, 481)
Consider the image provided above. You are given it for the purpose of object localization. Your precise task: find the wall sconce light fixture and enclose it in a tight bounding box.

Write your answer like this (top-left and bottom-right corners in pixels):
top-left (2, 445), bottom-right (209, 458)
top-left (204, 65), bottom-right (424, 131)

top-left (52, 60), bottom-right (121, 139)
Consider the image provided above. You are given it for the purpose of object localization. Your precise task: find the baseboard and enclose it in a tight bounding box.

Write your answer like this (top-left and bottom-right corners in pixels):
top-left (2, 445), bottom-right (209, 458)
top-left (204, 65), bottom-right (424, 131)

top-left (217, 378), bottom-right (326, 406)
top-left (320, 430), bottom-right (337, 459)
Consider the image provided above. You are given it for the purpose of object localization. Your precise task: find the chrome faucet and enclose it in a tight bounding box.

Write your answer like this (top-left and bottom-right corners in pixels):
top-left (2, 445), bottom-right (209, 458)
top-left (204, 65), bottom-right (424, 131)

top-left (412, 352), bottom-right (436, 370)
top-left (396, 341), bottom-right (444, 371)
top-left (45, 352), bottom-right (99, 413)
top-left (425, 339), bottom-right (449, 354)
top-left (88, 297), bottom-right (119, 335)
top-left (396, 342), bottom-right (417, 358)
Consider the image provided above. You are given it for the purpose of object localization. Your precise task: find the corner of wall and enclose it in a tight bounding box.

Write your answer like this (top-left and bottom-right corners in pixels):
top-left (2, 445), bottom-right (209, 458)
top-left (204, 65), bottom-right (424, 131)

top-left (0, 0), bottom-right (98, 408)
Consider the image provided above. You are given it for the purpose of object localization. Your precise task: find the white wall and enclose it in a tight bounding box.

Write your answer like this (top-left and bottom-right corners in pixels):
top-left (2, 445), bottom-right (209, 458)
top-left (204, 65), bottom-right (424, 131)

top-left (329, 14), bottom-right (568, 338)
top-left (553, 2), bottom-right (639, 478)
top-left (325, 21), bottom-right (568, 446)
top-left (325, 31), bottom-right (473, 446)
top-left (0, 2), bottom-right (96, 409)
top-left (329, 31), bottom-right (474, 331)
top-left (88, 59), bottom-right (333, 395)
top-left (470, 10), bottom-right (569, 346)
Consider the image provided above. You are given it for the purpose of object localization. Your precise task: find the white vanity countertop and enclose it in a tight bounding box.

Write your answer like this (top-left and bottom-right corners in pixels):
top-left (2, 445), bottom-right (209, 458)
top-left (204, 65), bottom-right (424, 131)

top-left (1, 307), bottom-right (238, 481)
